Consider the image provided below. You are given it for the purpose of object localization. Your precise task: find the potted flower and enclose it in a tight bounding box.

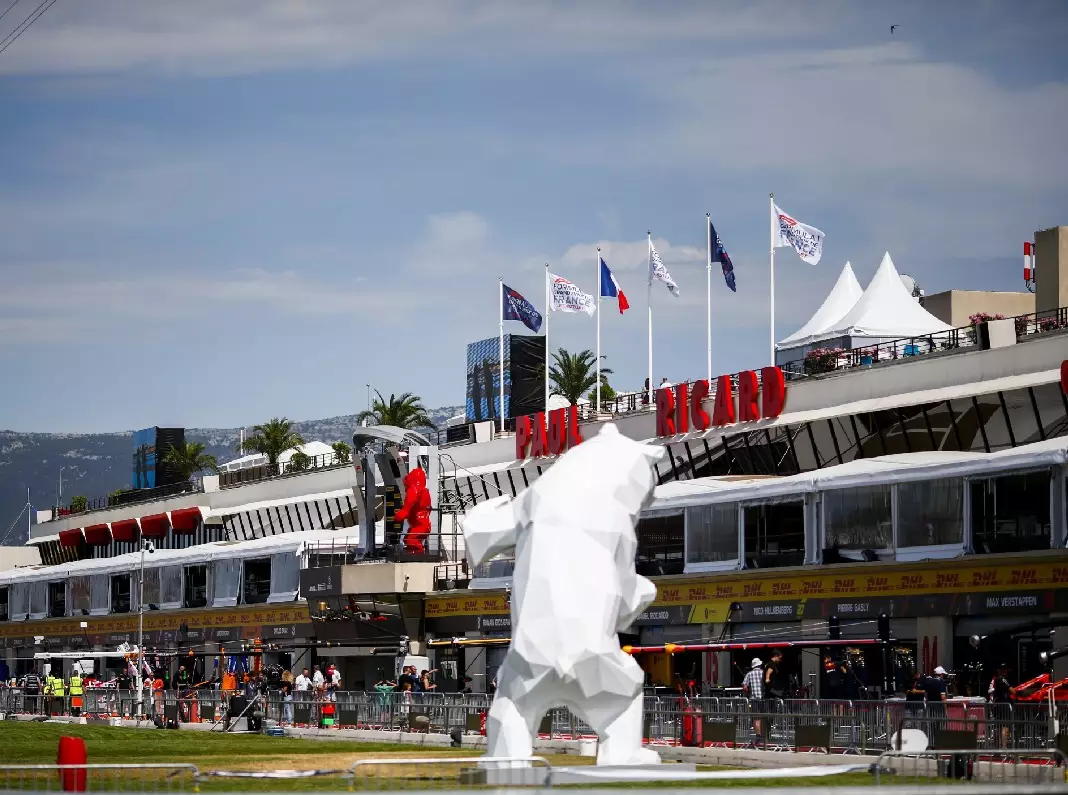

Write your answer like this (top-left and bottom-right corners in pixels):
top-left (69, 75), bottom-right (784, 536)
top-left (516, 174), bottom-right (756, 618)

top-left (804, 346), bottom-right (845, 375)
top-left (967, 312), bottom-right (1005, 344)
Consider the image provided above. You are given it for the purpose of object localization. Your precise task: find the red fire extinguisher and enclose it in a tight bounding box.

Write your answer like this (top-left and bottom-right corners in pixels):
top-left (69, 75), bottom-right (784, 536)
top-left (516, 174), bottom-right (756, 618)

top-left (680, 682), bottom-right (703, 747)
top-left (480, 710), bottom-right (487, 736)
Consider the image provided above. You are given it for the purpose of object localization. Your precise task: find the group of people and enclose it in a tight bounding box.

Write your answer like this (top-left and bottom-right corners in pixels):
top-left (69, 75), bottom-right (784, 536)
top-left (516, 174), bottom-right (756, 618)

top-left (14, 668), bottom-right (86, 716)
top-left (374, 666), bottom-right (438, 701)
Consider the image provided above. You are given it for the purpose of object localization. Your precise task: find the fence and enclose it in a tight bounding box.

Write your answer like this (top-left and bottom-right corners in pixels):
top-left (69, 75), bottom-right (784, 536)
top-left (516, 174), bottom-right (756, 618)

top-left (0, 764), bottom-right (199, 792)
top-left (874, 748), bottom-right (1068, 786)
top-left (5, 687), bottom-right (1068, 757)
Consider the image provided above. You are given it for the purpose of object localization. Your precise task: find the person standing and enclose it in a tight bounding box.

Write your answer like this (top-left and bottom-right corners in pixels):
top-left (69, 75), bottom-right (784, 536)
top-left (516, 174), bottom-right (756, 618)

top-left (742, 658), bottom-right (766, 746)
top-left (988, 663), bottom-right (1016, 747)
top-left (311, 665), bottom-right (325, 692)
top-left (280, 671), bottom-right (294, 725)
top-left (924, 666), bottom-right (949, 737)
top-left (23, 669), bottom-right (41, 715)
top-left (68, 669), bottom-right (84, 717)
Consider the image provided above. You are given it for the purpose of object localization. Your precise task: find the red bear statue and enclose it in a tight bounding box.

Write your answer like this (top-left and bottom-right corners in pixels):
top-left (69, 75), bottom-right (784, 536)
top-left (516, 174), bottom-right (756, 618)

top-left (396, 467), bottom-right (432, 554)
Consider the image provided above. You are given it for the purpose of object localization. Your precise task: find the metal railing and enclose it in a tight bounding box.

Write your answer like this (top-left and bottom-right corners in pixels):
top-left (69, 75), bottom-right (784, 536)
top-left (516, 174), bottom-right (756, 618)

top-left (874, 748), bottom-right (1067, 786)
top-left (218, 452), bottom-right (350, 489)
top-left (350, 757), bottom-right (552, 790)
top-left (7, 688), bottom-right (1067, 759)
top-left (49, 481), bottom-right (201, 521)
top-left (0, 764), bottom-right (199, 792)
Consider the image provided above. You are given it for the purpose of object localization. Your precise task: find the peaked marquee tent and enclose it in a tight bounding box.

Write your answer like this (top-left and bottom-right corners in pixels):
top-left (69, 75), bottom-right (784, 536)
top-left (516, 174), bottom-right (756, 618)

top-left (777, 252), bottom-right (952, 360)
top-left (776, 261), bottom-right (863, 350)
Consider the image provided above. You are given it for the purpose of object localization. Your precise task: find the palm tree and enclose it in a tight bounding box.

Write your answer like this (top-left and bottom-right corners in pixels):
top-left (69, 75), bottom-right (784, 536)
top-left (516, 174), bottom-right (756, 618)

top-left (549, 348), bottom-right (612, 406)
top-left (163, 441), bottom-right (219, 480)
top-left (237, 417), bottom-right (305, 465)
top-left (356, 391), bottom-right (438, 431)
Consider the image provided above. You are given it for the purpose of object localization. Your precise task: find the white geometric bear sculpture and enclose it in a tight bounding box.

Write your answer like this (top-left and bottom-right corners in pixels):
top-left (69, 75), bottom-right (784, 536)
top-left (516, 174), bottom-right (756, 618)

top-left (462, 423), bottom-right (664, 765)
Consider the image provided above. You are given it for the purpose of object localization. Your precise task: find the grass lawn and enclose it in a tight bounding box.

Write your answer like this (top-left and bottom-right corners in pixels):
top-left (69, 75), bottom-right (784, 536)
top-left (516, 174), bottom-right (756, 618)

top-left (0, 722), bottom-right (880, 790)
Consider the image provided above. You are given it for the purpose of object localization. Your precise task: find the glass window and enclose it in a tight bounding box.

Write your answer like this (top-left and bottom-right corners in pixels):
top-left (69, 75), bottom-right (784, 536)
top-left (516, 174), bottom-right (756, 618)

top-left (686, 503), bottom-right (739, 564)
top-left (824, 485), bottom-right (892, 552)
top-left (744, 502), bottom-right (805, 567)
top-left (160, 567), bottom-right (182, 607)
top-left (637, 512), bottom-right (685, 575)
top-left (971, 472), bottom-right (1051, 554)
top-left (0, 587), bottom-right (8, 622)
top-left (242, 558), bottom-right (272, 604)
top-left (70, 577), bottom-right (90, 615)
top-left (48, 581), bottom-right (66, 618)
top-left (184, 565), bottom-right (209, 608)
top-left (268, 552), bottom-right (299, 602)
top-left (9, 584), bottom-right (29, 621)
top-left (110, 575), bottom-right (131, 614)
top-left (138, 569), bottom-right (161, 609)
top-left (898, 478), bottom-right (964, 547)
top-left (89, 575), bottom-right (110, 615)
top-left (28, 581), bottom-right (47, 620)
top-left (474, 555), bottom-right (515, 579)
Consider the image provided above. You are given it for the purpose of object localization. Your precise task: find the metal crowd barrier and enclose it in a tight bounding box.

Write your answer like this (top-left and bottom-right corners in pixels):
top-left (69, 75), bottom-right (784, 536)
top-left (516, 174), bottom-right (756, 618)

top-left (5, 686), bottom-right (1068, 757)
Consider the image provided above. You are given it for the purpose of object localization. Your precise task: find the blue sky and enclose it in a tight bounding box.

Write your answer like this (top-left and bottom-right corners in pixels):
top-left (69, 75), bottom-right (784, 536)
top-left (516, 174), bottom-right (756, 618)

top-left (0, 0), bottom-right (1066, 432)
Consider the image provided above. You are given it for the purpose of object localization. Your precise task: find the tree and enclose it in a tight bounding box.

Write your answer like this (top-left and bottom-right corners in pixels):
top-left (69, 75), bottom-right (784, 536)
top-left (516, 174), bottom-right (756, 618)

top-left (70, 495), bottom-right (87, 513)
top-left (586, 380), bottom-right (617, 411)
top-left (237, 417), bottom-right (306, 466)
top-left (287, 450), bottom-right (311, 472)
top-left (549, 348), bottom-right (612, 406)
top-left (331, 441), bottom-right (352, 464)
top-left (163, 441), bottom-right (219, 480)
top-left (356, 391), bottom-right (438, 431)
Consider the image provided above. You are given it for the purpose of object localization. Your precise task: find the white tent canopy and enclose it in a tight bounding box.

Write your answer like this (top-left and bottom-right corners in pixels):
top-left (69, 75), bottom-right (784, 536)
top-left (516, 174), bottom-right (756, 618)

top-left (813, 252), bottom-right (952, 344)
top-left (776, 261), bottom-right (863, 349)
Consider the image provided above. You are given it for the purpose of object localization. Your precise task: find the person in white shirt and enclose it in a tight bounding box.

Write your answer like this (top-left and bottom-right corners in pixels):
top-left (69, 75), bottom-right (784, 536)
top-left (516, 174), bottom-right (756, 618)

top-left (294, 668), bottom-right (311, 693)
top-left (312, 665), bottom-right (325, 691)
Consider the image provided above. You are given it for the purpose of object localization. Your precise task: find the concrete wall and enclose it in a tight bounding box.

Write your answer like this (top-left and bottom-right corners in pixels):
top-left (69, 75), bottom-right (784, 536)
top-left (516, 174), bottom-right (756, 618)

top-left (0, 546), bottom-right (41, 571)
top-left (924, 290), bottom-right (1035, 327)
top-left (1036, 225), bottom-right (1068, 314)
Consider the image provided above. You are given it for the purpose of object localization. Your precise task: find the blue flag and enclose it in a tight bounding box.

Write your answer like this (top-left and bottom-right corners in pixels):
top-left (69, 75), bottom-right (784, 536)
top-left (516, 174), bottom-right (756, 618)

top-left (709, 220), bottom-right (736, 292)
top-left (502, 283), bottom-right (543, 333)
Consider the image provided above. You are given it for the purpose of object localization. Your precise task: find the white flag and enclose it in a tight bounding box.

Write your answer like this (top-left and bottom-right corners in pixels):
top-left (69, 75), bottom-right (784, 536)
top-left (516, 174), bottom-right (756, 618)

top-left (648, 241), bottom-right (679, 297)
top-left (773, 203), bottom-right (824, 265)
top-left (547, 272), bottom-right (596, 315)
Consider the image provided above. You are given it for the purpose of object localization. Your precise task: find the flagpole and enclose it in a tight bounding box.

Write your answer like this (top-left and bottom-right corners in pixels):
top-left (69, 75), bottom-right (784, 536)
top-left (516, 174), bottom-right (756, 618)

top-left (769, 192), bottom-right (776, 367)
top-left (499, 276), bottom-right (505, 436)
top-left (595, 247), bottom-right (602, 414)
top-left (646, 231), bottom-right (653, 407)
top-left (706, 213), bottom-right (712, 383)
top-left (544, 264), bottom-right (550, 409)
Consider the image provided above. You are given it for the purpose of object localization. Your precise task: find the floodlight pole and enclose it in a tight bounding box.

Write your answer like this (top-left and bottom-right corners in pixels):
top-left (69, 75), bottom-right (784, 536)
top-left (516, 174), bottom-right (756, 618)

top-left (136, 540), bottom-right (146, 720)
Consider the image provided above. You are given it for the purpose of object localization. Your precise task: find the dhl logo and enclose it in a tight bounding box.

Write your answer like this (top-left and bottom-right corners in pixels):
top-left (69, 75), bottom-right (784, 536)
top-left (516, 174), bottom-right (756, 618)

top-left (743, 582), bottom-right (764, 597)
top-left (1010, 568), bottom-right (1038, 585)
top-left (900, 575), bottom-right (924, 589)
top-left (865, 576), bottom-right (892, 592)
top-left (832, 578), bottom-right (856, 593)
top-left (935, 573), bottom-right (960, 589)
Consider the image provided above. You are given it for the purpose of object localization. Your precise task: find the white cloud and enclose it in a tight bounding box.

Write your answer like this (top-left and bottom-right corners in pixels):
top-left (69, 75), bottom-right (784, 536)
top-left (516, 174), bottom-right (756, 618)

top-left (0, 2), bottom-right (826, 76)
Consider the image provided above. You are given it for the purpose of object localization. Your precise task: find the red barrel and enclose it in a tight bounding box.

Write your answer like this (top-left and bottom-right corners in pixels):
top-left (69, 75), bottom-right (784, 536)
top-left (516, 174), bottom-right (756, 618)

top-left (56, 736), bottom-right (87, 792)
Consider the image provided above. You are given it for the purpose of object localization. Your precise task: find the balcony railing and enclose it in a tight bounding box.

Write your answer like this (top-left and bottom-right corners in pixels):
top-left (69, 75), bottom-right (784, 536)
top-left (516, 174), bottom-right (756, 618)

top-left (218, 452), bottom-right (351, 489)
top-left (48, 480), bottom-right (201, 522)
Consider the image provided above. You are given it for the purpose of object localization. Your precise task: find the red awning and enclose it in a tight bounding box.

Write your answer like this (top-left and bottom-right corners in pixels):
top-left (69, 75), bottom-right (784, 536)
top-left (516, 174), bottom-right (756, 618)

top-left (58, 528), bottom-right (83, 548)
top-left (140, 512), bottom-right (170, 539)
top-left (170, 507), bottom-right (203, 535)
top-left (83, 524), bottom-right (112, 546)
top-left (110, 519), bottom-right (139, 543)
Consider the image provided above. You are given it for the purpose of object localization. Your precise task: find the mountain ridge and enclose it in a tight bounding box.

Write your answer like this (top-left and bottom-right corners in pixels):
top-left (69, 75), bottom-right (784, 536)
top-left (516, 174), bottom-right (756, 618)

top-left (0, 405), bottom-right (464, 545)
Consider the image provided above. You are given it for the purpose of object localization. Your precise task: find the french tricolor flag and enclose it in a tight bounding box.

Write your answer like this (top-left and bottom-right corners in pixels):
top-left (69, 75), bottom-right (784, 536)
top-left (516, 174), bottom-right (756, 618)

top-left (599, 257), bottom-right (630, 314)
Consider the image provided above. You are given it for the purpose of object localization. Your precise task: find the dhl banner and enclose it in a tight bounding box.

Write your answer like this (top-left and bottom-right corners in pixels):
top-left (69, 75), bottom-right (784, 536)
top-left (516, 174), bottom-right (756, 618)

top-left (424, 557), bottom-right (1068, 620)
top-left (0, 603), bottom-right (310, 640)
